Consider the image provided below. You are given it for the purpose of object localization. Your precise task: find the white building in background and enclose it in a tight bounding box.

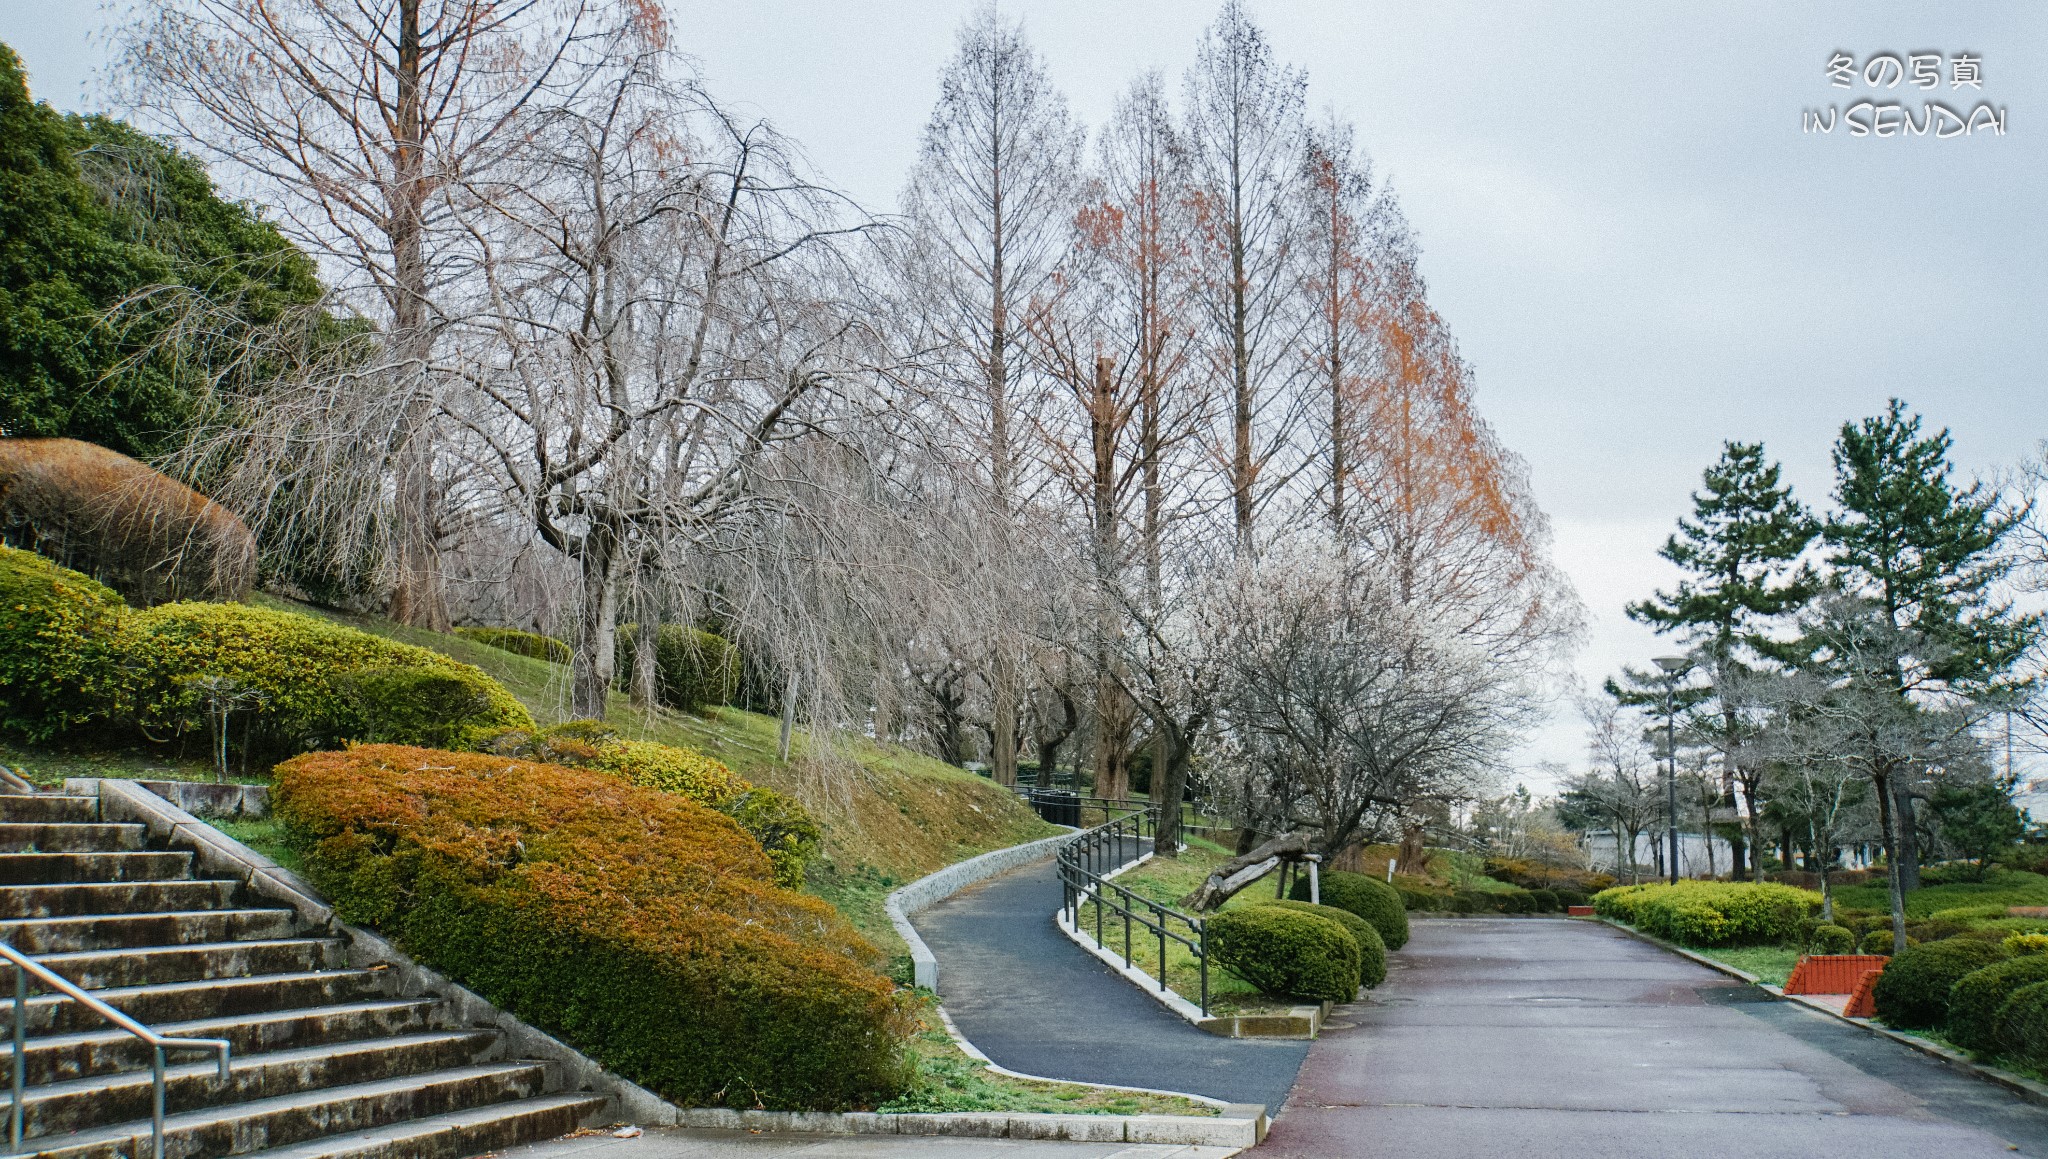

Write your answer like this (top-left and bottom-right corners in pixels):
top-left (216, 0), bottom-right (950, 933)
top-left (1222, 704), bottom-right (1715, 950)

top-left (2018, 776), bottom-right (2048, 827)
top-left (1582, 831), bottom-right (1735, 879)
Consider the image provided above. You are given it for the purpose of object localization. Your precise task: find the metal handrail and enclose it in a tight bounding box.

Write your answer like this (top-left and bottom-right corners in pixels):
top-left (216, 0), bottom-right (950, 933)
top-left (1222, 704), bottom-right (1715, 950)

top-left (1054, 805), bottom-right (1211, 1016)
top-left (3, 941), bottom-right (230, 1159)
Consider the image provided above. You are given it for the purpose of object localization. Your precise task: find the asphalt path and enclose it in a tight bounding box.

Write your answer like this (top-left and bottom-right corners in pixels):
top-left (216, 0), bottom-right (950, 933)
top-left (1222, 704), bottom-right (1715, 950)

top-left (1257, 917), bottom-right (2048, 1158)
top-left (911, 852), bottom-right (1310, 1115)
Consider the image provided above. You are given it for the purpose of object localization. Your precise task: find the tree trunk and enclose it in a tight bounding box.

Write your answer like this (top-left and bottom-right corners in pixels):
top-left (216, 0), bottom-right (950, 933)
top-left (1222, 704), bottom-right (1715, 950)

top-left (629, 585), bottom-right (660, 710)
top-left (1892, 781), bottom-right (1921, 893)
top-left (570, 530), bottom-right (620, 719)
top-left (383, 0), bottom-right (448, 631)
top-left (1152, 722), bottom-right (1191, 857)
top-left (991, 653), bottom-right (1019, 788)
top-left (1183, 830), bottom-right (1315, 911)
top-left (1872, 769), bottom-right (1910, 954)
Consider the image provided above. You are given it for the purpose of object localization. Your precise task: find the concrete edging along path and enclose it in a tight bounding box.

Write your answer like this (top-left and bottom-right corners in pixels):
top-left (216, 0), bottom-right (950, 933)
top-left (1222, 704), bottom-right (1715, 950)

top-left (1600, 915), bottom-right (2048, 1111)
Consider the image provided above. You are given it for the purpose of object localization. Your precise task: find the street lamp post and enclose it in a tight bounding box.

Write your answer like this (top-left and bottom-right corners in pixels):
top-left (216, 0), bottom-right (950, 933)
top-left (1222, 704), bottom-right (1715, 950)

top-left (1654, 655), bottom-right (1690, 886)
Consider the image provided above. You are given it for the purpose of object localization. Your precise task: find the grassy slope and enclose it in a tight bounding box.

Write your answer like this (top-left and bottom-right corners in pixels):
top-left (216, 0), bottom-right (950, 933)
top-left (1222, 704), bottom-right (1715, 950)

top-left (249, 596), bottom-right (1061, 962)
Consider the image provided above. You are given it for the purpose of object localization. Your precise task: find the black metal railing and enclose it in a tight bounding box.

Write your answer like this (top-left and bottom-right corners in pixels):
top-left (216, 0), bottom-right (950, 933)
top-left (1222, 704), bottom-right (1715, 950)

top-left (1017, 788), bottom-right (1154, 830)
top-left (1054, 804), bottom-right (1210, 1016)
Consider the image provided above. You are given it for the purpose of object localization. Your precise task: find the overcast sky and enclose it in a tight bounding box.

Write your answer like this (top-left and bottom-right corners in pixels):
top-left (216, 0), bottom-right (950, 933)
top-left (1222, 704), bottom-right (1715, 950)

top-left (4, 1), bottom-right (2044, 787)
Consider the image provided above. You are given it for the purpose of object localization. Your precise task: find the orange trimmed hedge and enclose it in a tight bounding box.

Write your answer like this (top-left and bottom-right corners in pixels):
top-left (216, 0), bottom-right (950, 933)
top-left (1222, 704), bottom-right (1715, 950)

top-left (273, 745), bottom-right (912, 1109)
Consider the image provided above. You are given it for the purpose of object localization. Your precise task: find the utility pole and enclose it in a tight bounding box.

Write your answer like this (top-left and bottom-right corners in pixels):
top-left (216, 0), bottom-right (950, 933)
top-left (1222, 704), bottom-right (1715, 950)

top-left (1654, 655), bottom-right (1691, 885)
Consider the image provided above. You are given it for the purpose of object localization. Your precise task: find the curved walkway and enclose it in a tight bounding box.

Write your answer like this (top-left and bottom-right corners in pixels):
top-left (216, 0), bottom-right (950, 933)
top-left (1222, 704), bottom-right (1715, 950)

top-left (1259, 917), bottom-right (2048, 1158)
top-left (911, 853), bottom-right (1310, 1115)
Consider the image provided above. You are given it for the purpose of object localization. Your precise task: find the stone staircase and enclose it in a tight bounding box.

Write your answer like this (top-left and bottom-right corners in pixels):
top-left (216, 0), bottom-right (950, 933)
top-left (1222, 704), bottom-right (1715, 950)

top-left (0, 790), bottom-right (608, 1159)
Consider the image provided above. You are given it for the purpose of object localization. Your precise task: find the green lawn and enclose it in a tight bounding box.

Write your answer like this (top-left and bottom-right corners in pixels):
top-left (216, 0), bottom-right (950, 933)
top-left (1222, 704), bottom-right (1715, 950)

top-left (882, 1013), bottom-right (1216, 1116)
top-left (1830, 869), bottom-right (2048, 918)
top-left (1696, 944), bottom-right (1802, 987)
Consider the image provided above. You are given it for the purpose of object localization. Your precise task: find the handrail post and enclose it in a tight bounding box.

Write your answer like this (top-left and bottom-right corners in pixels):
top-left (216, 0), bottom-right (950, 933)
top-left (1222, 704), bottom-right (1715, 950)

top-left (10, 962), bottom-right (22, 1152)
top-left (153, 1043), bottom-right (168, 1159)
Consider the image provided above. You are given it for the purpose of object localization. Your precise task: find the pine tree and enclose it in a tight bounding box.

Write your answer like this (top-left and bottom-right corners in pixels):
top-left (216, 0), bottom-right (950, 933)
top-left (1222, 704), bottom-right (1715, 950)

top-left (1822, 398), bottom-right (2038, 898)
top-left (1626, 441), bottom-right (1818, 879)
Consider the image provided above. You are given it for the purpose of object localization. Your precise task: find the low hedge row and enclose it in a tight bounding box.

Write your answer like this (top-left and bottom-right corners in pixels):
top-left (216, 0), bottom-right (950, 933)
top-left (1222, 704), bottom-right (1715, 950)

top-left (273, 745), bottom-right (911, 1109)
top-left (0, 546), bottom-right (534, 759)
top-left (1398, 885), bottom-right (1587, 915)
top-left (1871, 938), bottom-right (2009, 1029)
top-left (1592, 881), bottom-right (1817, 946)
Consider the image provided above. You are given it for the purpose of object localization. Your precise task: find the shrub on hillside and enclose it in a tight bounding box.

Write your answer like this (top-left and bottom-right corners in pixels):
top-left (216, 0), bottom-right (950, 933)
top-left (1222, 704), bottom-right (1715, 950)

top-left (1528, 888), bottom-right (1560, 913)
top-left (1398, 888), bottom-right (1449, 912)
top-left (454, 626), bottom-right (571, 665)
top-left (1592, 881), bottom-right (1816, 946)
top-left (118, 602), bottom-right (531, 758)
top-left (1809, 924), bottom-right (1856, 955)
top-left (0, 438), bottom-right (256, 605)
top-left (273, 745), bottom-right (910, 1109)
top-left (2006, 934), bottom-right (2048, 956)
top-left (1860, 929), bottom-right (1914, 955)
top-left (1208, 906), bottom-right (1359, 1003)
top-left (1291, 870), bottom-right (1410, 950)
top-left (618, 624), bottom-right (740, 712)
top-left (1483, 857), bottom-right (1615, 894)
top-left (1871, 939), bottom-right (2010, 1030)
top-left (1996, 981), bottom-right (2048, 1063)
top-left (1947, 955), bottom-right (2048, 1053)
top-left (1256, 900), bottom-right (1386, 989)
top-left (0, 545), bottom-right (126, 740)
top-left (485, 722), bottom-right (819, 887)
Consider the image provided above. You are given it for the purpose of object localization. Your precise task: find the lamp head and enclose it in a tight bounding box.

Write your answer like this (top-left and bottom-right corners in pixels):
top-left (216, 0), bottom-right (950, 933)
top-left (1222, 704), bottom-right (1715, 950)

top-left (1653, 655), bottom-right (1690, 675)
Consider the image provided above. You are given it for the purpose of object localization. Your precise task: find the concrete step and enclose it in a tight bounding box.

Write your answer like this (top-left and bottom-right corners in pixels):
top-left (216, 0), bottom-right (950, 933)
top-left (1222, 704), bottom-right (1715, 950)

top-left (2, 999), bottom-right (440, 1085)
top-left (0, 850), bottom-right (193, 885)
top-left (0, 795), bottom-right (97, 824)
top-left (34, 937), bottom-right (349, 990)
top-left (0, 907), bottom-right (299, 953)
top-left (234, 1094), bottom-right (608, 1159)
top-left (0, 879), bottom-right (241, 919)
top-left (27, 1062), bottom-right (552, 1159)
top-left (0, 822), bottom-right (146, 852)
top-left (4, 970), bottom-right (395, 1036)
top-left (24, 1031), bottom-right (503, 1137)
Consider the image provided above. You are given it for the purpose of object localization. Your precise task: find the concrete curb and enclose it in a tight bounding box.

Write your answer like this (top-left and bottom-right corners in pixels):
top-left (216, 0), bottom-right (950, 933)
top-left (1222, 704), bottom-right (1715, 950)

top-left (667, 1107), bottom-right (1260, 1149)
top-left (87, 778), bottom-right (675, 1126)
top-left (887, 828), bottom-right (1076, 991)
top-left (1602, 916), bottom-right (2048, 1110)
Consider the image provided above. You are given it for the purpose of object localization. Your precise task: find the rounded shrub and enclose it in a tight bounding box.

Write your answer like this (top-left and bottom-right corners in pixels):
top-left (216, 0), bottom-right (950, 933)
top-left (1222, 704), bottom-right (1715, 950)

top-left (0, 545), bottom-right (127, 740)
top-left (1860, 929), bottom-right (1916, 956)
top-left (1871, 939), bottom-right (2010, 1030)
top-left (1256, 900), bottom-right (1386, 989)
top-left (117, 601), bottom-right (532, 758)
top-left (1293, 869), bottom-right (1410, 950)
top-left (1208, 905), bottom-right (1361, 1002)
top-left (273, 745), bottom-right (910, 1109)
top-left (1995, 981), bottom-right (2048, 1063)
top-left (1809, 924), bottom-right (1856, 956)
top-left (1528, 888), bottom-right (1560, 913)
top-left (1554, 888), bottom-right (1588, 909)
top-left (454, 626), bottom-right (571, 664)
top-left (1947, 955), bottom-right (2048, 1053)
top-left (618, 624), bottom-right (740, 712)
top-left (1398, 888), bottom-right (1448, 912)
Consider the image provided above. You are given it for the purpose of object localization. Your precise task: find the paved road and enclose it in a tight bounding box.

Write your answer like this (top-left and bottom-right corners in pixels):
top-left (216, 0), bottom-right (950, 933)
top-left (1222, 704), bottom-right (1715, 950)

top-left (1258, 917), bottom-right (2048, 1158)
top-left (913, 855), bottom-right (1310, 1115)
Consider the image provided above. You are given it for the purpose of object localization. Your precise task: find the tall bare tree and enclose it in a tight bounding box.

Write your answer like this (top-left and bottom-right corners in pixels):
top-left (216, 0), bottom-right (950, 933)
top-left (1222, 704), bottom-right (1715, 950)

top-left (897, 5), bottom-right (1082, 787)
top-left (116, 0), bottom-right (636, 628)
top-left (1182, 0), bottom-right (1308, 551)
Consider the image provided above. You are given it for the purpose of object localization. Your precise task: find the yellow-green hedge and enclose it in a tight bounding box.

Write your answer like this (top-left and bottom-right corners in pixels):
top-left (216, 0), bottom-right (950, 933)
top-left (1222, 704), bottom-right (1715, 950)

top-left (274, 745), bottom-right (910, 1109)
top-left (119, 601), bottom-right (532, 756)
top-left (1592, 881), bottom-right (1818, 946)
top-left (0, 545), bottom-right (127, 740)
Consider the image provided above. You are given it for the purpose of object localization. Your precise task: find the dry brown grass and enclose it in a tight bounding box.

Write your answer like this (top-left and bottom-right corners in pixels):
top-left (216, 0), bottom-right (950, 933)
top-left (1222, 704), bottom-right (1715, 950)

top-left (0, 438), bottom-right (254, 604)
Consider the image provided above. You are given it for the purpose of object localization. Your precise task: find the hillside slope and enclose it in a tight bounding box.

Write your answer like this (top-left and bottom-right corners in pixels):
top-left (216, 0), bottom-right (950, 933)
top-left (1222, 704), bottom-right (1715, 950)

top-left (251, 596), bottom-right (1060, 962)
